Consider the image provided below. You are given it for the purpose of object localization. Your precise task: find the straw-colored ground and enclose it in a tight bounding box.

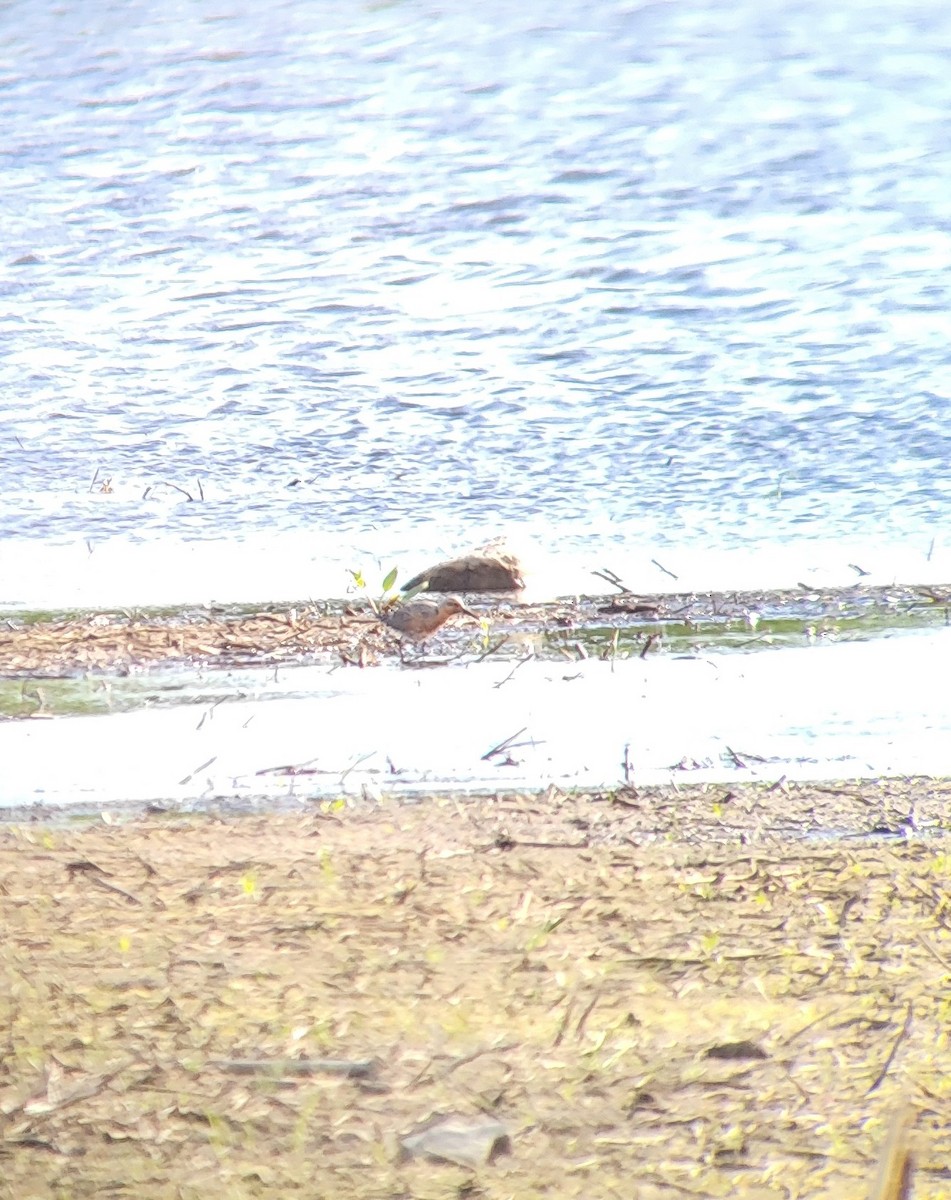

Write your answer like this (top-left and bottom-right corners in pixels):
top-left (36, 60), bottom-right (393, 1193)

top-left (1, 781), bottom-right (948, 1198)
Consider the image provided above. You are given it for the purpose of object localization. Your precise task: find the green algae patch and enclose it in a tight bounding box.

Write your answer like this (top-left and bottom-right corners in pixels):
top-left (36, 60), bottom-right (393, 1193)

top-left (0, 783), bottom-right (948, 1198)
top-left (0, 673), bottom-right (166, 719)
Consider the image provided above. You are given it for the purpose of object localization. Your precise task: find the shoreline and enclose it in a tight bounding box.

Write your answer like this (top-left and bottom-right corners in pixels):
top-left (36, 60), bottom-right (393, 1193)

top-left (2, 581), bottom-right (948, 676)
top-left (3, 775), bottom-right (948, 840)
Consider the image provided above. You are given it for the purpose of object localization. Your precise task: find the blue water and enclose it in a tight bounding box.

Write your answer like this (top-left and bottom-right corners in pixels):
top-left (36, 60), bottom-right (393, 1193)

top-left (3, 0), bottom-right (951, 604)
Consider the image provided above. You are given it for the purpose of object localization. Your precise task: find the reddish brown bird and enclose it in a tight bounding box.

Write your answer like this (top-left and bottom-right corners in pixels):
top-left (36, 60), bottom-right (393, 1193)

top-left (380, 596), bottom-right (478, 641)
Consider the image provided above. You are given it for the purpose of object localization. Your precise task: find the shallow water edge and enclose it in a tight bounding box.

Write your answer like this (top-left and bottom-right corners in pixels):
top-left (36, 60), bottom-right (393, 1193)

top-left (3, 584), bottom-right (951, 811)
top-left (2, 775), bottom-right (947, 843)
top-left (2, 581), bottom-right (949, 684)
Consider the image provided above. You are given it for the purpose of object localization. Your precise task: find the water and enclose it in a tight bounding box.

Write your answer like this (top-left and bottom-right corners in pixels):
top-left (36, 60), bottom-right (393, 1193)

top-left (5, 0), bottom-right (951, 807)
top-left (3, 0), bottom-right (951, 607)
top-left (3, 628), bottom-right (951, 808)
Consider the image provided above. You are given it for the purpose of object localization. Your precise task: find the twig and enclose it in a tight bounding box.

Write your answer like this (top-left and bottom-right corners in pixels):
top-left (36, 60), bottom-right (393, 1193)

top-left (165, 481), bottom-right (195, 501)
top-left (476, 634), bottom-right (510, 662)
top-left (178, 756), bottom-right (217, 785)
top-left (867, 1001), bottom-right (913, 1094)
top-left (143, 480), bottom-right (197, 501)
top-left (440, 1041), bottom-right (520, 1078)
top-left (591, 567), bottom-right (629, 593)
top-left (88, 876), bottom-right (142, 905)
top-left (483, 836), bottom-right (587, 852)
top-left (18, 1062), bottom-right (131, 1117)
top-left (725, 746), bottom-right (768, 768)
top-left (651, 558), bottom-right (678, 580)
top-left (255, 756), bottom-right (322, 778)
top-left (574, 992), bottom-right (600, 1041)
top-left (493, 652), bottom-right (534, 689)
top-left (868, 1103), bottom-right (916, 1200)
top-left (552, 999), bottom-right (574, 1048)
top-left (340, 751), bottom-right (376, 784)
top-left (917, 935), bottom-right (951, 972)
top-left (481, 727), bottom-right (527, 761)
top-left (213, 1058), bottom-right (376, 1078)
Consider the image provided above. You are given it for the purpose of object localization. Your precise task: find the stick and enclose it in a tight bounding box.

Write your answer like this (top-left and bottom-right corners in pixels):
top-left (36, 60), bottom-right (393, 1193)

top-left (213, 1058), bottom-right (376, 1078)
top-left (868, 1103), bottom-right (915, 1200)
top-left (481, 727), bottom-right (528, 761)
top-left (867, 1001), bottom-right (913, 1094)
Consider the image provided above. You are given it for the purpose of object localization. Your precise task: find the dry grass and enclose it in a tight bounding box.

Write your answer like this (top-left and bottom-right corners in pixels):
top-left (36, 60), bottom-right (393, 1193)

top-left (1, 784), bottom-right (949, 1198)
top-left (0, 606), bottom-right (389, 674)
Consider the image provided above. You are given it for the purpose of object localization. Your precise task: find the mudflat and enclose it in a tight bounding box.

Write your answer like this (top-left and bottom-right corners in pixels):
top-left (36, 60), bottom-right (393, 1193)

top-left (2, 582), bottom-right (948, 675)
top-left (1, 778), bottom-right (948, 1198)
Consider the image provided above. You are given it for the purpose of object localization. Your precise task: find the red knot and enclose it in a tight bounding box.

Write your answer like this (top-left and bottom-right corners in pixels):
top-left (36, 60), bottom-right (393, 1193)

top-left (380, 596), bottom-right (478, 641)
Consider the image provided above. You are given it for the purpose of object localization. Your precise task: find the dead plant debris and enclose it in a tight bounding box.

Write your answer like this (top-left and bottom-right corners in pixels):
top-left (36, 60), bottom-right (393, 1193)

top-left (1, 582), bottom-right (946, 677)
top-left (0, 783), bottom-right (949, 1198)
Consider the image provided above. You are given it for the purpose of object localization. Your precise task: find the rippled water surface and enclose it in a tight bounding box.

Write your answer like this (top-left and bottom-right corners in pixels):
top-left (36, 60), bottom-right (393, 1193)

top-left (3, 0), bottom-right (951, 603)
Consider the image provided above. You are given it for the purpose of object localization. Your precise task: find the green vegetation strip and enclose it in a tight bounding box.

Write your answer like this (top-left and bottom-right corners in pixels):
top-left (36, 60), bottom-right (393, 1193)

top-left (0, 780), bottom-right (948, 1198)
